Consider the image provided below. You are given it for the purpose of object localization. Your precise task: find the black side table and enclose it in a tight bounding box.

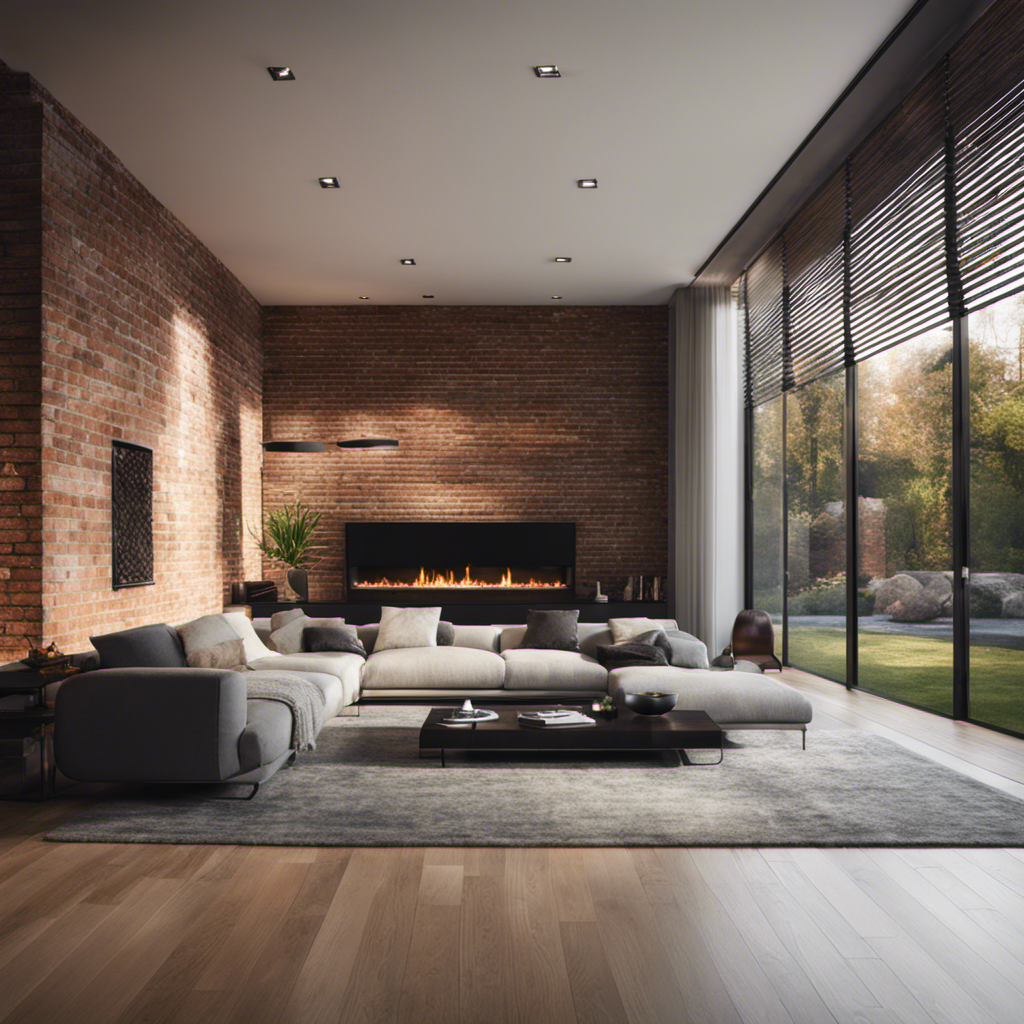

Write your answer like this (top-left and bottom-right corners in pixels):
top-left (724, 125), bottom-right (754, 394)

top-left (0, 661), bottom-right (76, 800)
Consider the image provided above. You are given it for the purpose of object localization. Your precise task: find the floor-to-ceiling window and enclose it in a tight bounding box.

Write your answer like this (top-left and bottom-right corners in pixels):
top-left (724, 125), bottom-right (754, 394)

top-left (751, 398), bottom-right (784, 658)
top-left (785, 373), bottom-right (846, 680)
top-left (857, 328), bottom-right (954, 713)
top-left (967, 295), bottom-right (1024, 734)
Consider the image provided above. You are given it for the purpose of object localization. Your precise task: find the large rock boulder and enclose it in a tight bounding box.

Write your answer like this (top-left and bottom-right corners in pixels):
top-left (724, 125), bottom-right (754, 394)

top-left (874, 574), bottom-right (922, 615)
top-left (924, 575), bottom-right (953, 617)
top-left (970, 574), bottom-right (1024, 619)
top-left (1002, 592), bottom-right (1024, 619)
top-left (888, 590), bottom-right (943, 622)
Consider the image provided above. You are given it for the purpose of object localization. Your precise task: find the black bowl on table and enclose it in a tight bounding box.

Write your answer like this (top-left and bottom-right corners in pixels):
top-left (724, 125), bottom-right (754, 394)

top-left (622, 691), bottom-right (678, 716)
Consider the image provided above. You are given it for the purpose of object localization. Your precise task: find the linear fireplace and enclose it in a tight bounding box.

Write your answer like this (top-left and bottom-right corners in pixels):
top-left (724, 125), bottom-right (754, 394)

top-left (345, 522), bottom-right (575, 603)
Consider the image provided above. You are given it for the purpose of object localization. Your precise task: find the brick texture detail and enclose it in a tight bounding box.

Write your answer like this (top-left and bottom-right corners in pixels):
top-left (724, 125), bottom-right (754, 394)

top-left (0, 69), bottom-right (43, 656)
top-left (0, 67), bottom-right (264, 653)
top-left (262, 306), bottom-right (669, 601)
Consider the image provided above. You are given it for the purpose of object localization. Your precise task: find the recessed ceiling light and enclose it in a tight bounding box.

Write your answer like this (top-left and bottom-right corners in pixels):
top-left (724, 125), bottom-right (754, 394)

top-left (533, 65), bottom-right (561, 78)
top-left (359, 295), bottom-right (369, 300)
top-left (318, 176), bottom-right (340, 188)
top-left (577, 179), bottom-right (598, 189)
top-left (400, 258), bottom-right (416, 265)
top-left (551, 295), bottom-right (563, 300)
top-left (554, 257), bottom-right (572, 263)
top-left (267, 66), bottom-right (295, 81)
top-left (422, 294), bottom-right (434, 299)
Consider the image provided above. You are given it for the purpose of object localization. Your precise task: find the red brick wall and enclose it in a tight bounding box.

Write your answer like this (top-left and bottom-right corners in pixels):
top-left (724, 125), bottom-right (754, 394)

top-left (262, 306), bottom-right (669, 600)
top-left (0, 68), bottom-right (264, 653)
top-left (0, 69), bottom-right (43, 657)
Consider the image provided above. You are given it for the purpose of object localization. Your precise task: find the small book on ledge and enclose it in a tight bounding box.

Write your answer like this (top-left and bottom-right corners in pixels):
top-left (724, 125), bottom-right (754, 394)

top-left (518, 709), bottom-right (596, 729)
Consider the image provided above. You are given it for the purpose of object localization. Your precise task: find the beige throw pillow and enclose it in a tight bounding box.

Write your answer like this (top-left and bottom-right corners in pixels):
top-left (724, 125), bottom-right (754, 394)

top-left (375, 606), bottom-right (441, 651)
top-left (269, 614), bottom-right (348, 655)
top-left (186, 637), bottom-right (247, 671)
top-left (608, 616), bottom-right (661, 644)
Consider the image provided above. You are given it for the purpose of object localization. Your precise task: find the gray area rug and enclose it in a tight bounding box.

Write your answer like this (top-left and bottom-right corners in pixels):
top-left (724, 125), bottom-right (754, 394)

top-left (47, 707), bottom-right (1024, 847)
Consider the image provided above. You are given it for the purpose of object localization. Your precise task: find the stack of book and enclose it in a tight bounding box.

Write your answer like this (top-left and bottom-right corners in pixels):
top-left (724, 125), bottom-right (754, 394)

top-left (518, 709), bottom-right (596, 729)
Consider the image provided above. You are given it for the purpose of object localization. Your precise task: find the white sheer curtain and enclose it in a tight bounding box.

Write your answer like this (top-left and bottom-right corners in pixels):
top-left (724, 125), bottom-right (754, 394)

top-left (669, 285), bottom-right (743, 655)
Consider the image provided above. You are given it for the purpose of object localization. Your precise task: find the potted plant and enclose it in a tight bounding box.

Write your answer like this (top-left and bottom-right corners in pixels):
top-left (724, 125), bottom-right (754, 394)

top-left (251, 501), bottom-right (323, 602)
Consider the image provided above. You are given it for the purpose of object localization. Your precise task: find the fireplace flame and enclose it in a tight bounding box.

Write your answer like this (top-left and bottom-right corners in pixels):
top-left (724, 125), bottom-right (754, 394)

top-left (359, 565), bottom-right (564, 589)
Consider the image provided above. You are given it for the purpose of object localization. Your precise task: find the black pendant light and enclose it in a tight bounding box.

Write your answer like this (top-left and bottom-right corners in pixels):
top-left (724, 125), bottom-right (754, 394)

top-left (261, 441), bottom-right (327, 452)
top-left (337, 438), bottom-right (399, 449)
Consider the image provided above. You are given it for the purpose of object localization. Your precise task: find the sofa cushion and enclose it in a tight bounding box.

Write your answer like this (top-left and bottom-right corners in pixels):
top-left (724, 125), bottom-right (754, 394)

top-left (362, 647), bottom-right (505, 690)
top-left (501, 649), bottom-right (608, 691)
top-left (437, 621), bottom-right (455, 646)
top-left (608, 666), bottom-right (813, 725)
top-left (520, 609), bottom-right (580, 651)
top-left (664, 629), bottom-right (710, 669)
top-left (608, 617), bottom-right (661, 643)
top-left (357, 624), bottom-right (379, 654)
top-left (177, 614), bottom-right (240, 659)
top-left (270, 614), bottom-right (349, 654)
top-left (90, 624), bottom-right (187, 669)
top-left (375, 606), bottom-right (442, 651)
top-left (451, 625), bottom-right (500, 652)
top-left (303, 625), bottom-right (366, 656)
top-left (247, 655), bottom-right (360, 715)
top-left (270, 608), bottom-right (308, 632)
top-left (186, 637), bottom-right (247, 670)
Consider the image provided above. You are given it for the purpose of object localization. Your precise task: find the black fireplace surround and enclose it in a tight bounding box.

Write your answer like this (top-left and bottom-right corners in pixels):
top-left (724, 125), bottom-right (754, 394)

top-left (345, 521), bottom-right (575, 603)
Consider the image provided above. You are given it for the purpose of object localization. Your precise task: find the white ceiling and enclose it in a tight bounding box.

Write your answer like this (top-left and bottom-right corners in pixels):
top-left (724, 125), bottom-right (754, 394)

top-left (2, 0), bottom-right (918, 305)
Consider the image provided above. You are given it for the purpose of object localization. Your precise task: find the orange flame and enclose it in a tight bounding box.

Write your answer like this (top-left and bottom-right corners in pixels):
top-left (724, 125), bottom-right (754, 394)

top-left (359, 565), bottom-right (564, 589)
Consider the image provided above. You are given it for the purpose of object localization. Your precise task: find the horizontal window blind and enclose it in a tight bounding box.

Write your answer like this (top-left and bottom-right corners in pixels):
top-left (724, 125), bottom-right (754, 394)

top-left (740, 0), bottom-right (1024, 407)
top-left (745, 238), bottom-right (785, 405)
top-left (786, 167), bottom-right (847, 387)
top-left (950, 0), bottom-right (1024, 312)
top-left (849, 66), bottom-right (948, 364)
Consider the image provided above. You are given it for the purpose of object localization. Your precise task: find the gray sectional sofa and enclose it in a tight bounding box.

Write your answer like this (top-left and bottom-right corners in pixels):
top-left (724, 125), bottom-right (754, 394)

top-left (54, 609), bottom-right (813, 793)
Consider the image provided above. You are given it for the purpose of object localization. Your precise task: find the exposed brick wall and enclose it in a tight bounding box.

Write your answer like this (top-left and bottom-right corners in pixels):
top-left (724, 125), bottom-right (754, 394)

top-left (262, 306), bottom-right (669, 601)
top-left (0, 67), bottom-right (264, 653)
top-left (0, 68), bottom-right (43, 657)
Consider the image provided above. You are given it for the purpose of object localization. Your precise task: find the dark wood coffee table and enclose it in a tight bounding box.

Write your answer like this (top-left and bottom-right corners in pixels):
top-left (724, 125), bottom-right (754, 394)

top-left (419, 706), bottom-right (723, 766)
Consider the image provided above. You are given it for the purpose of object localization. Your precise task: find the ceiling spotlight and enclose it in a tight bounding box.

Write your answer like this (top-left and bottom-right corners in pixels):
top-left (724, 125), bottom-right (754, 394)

top-left (577, 179), bottom-right (598, 189)
top-left (267, 66), bottom-right (295, 81)
top-left (337, 438), bottom-right (400, 449)
top-left (554, 257), bottom-right (572, 263)
top-left (422, 294), bottom-right (434, 299)
top-left (400, 258), bottom-right (416, 265)
top-left (551, 295), bottom-right (563, 300)
top-left (262, 440), bottom-right (326, 452)
top-left (318, 176), bottom-right (340, 188)
top-left (359, 295), bottom-right (370, 300)
top-left (533, 65), bottom-right (561, 78)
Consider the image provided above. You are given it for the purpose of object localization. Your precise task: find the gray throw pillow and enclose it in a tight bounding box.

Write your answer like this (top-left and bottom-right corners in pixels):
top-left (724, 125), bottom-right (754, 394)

top-left (270, 607), bottom-right (308, 632)
top-left (596, 628), bottom-right (671, 668)
top-left (437, 620), bottom-right (455, 646)
top-left (664, 629), bottom-right (710, 669)
top-left (186, 637), bottom-right (247, 670)
top-left (270, 615), bottom-right (349, 655)
top-left (177, 614), bottom-right (239, 659)
top-left (521, 609), bottom-right (580, 651)
top-left (90, 624), bottom-right (187, 668)
top-left (303, 626), bottom-right (366, 656)
top-left (375, 606), bottom-right (442, 651)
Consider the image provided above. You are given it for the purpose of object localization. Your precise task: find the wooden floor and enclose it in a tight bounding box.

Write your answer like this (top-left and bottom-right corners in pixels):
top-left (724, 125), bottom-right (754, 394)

top-left (2, 676), bottom-right (1024, 1024)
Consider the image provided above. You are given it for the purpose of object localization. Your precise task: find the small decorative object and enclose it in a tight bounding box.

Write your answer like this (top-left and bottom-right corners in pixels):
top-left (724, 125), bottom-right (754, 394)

top-left (591, 695), bottom-right (619, 719)
top-left (651, 576), bottom-right (661, 602)
top-left (638, 575), bottom-right (645, 602)
top-left (594, 581), bottom-right (608, 603)
top-left (24, 641), bottom-right (74, 678)
top-left (622, 577), bottom-right (634, 602)
top-left (111, 440), bottom-right (154, 589)
top-left (623, 691), bottom-right (678, 716)
top-left (440, 699), bottom-right (499, 726)
top-left (250, 501), bottom-right (323, 602)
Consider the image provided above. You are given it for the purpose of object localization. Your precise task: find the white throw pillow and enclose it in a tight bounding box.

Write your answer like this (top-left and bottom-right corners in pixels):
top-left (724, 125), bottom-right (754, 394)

top-left (608, 617), bottom-right (661, 644)
top-left (270, 607), bottom-right (309, 633)
top-left (374, 606), bottom-right (441, 651)
top-left (223, 611), bottom-right (277, 663)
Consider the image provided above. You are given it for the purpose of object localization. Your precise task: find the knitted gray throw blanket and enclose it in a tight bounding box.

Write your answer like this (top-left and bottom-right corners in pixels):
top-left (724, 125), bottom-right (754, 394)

top-left (244, 671), bottom-right (326, 751)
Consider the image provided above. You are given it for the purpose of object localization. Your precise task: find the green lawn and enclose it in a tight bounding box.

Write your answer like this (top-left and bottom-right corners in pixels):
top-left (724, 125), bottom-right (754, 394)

top-left (786, 625), bottom-right (1024, 735)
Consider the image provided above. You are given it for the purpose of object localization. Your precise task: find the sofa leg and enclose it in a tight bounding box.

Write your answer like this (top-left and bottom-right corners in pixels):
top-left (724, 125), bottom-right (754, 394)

top-left (211, 782), bottom-right (260, 800)
top-left (802, 728), bottom-right (806, 750)
top-left (287, 752), bottom-right (297, 766)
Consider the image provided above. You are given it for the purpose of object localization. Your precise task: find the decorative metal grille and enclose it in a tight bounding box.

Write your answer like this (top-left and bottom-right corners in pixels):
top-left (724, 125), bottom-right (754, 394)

top-left (112, 441), bottom-right (154, 588)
